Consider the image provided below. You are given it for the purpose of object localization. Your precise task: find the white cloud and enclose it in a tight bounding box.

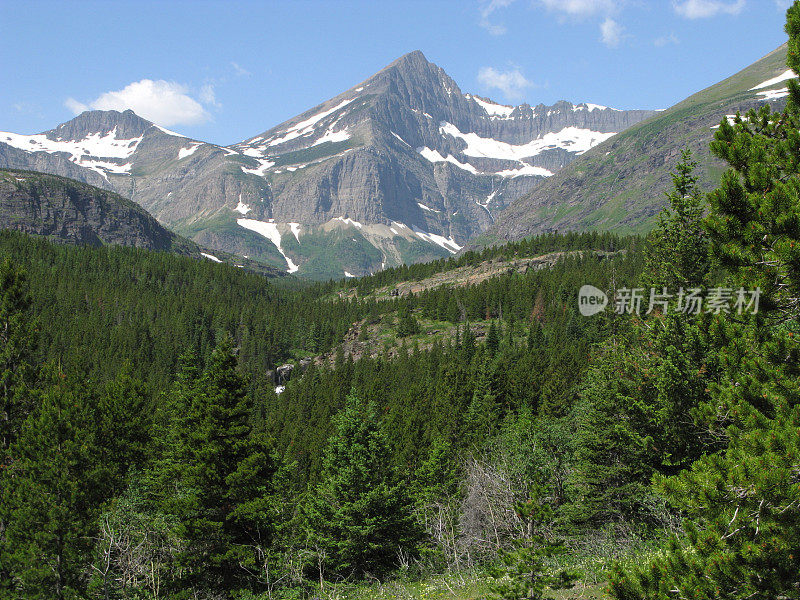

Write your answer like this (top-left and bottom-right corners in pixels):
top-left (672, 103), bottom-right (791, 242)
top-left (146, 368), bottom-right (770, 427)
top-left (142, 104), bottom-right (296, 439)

top-left (231, 61), bottom-right (251, 77)
top-left (65, 97), bottom-right (89, 114)
top-left (673, 0), bottom-right (745, 19)
top-left (479, 0), bottom-right (516, 35)
top-left (199, 82), bottom-right (220, 108)
top-left (775, 0), bottom-right (793, 9)
top-left (600, 17), bottom-right (624, 47)
top-left (478, 66), bottom-right (533, 100)
top-left (12, 102), bottom-right (40, 115)
top-left (654, 32), bottom-right (680, 46)
top-left (65, 79), bottom-right (210, 126)
top-left (537, 0), bottom-right (618, 17)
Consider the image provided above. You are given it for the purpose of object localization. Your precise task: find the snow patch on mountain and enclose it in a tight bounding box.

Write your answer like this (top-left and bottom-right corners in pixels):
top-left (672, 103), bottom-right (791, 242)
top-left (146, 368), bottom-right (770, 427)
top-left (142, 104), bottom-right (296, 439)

top-left (241, 158), bottom-right (275, 177)
top-left (201, 252), bottom-right (223, 263)
top-left (312, 127), bottom-right (350, 146)
top-left (478, 189), bottom-right (498, 217)
top-left (0, 127), bottom-right (142, 179)
top-left (573, 103), bottom-right (618, 112)
top-left (418, 202), bottom-right (441, 213)
top-left (439, 122), bottom-right (616, 160)
top-left (756, 88), bottom-right (790, 101)
top-left (289, 222), bottom-right (301, 243)
top-left (242, 147), bottom-right (266, 158)
top-left (495, 164), bottom-right (553, 178)
top-left (470, 95), bottom-right (515, 118)
top-left (417, 147), bottom-right (478, 174)
top-left (334, 216), bottom-right (363, 229)
top-left (236, 218), bottom-right (299, 273)
top-left (154, 124), bottom-right (187, 138)
top-left (391, 132), bottom-right (410, 146)
top-left (178, 143), bottom-right (202, 159)
top-left (235, 196), bottom-right (251, 215)
top-left (266, 98), bottom-right (357, 147)
top-left (750, 69), bottom-right (796, 90)
top-left (409, 225), bottom-right (461, 253)
top-left (711, 115), bottom-right (738, 130)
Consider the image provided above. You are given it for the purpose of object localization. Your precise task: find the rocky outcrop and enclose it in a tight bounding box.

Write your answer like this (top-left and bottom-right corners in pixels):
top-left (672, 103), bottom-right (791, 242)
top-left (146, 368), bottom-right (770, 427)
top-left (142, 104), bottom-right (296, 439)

top-left (0, 168), bottom-right (184, 250)
top-left (0, 168), bottom-right (287, 277)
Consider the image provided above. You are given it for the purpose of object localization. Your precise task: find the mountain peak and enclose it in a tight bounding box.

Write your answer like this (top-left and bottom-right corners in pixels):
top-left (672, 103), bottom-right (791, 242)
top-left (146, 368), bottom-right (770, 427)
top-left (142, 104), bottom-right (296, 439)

top-left (51, 109), bottom-right (154, 141)
top-left (388, 50), bottom-right (429, 67)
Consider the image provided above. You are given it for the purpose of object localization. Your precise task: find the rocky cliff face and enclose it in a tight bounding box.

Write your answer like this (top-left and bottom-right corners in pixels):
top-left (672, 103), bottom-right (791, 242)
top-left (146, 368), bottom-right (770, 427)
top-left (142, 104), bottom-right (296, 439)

top-left (476, 45), bottom-right (792, 246)
top-left (0, 51), bottom-right (654, 279)
top-left (0, 169), bottom-right (285, 276)
top-left (0, 168), bottom-right (184, 250)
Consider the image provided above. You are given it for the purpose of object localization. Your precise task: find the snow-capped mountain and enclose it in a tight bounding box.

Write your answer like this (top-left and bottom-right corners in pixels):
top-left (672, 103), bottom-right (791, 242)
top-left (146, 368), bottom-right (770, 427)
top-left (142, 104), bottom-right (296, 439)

top-left (476, 44), bottom-right (794, 247)
top-left (0, 51), bottom-right (654, 279)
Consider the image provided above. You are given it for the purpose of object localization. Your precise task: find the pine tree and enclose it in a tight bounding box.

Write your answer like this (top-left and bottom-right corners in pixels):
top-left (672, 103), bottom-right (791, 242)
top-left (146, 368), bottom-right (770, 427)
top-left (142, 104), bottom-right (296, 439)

top-left (397, 304), bottom-right (421, 337)
top-left (0, 258), bottom-right (35, 455)
top-left (303, 391), bottom-right (423, 578)
top-left (609, 4), bottom-right (800, 597)
top-left (464, 358), bottom-right (501, 446)
top-left (643, 148), bottom-right (710, 288)
top-left (486, 321), bottom-right (500, 356)
top-left (0, 258), bottom-right (37, 598)
top-left (159, 338), bottom-right (279, 596)
top-left (4, 369), bottom-right (107, 600)
top-left (488, 491), bottom-right (577, 600)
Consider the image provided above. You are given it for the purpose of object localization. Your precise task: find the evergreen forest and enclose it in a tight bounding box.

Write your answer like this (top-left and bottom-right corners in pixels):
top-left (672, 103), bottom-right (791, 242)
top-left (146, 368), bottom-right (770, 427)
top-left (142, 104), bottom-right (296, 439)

top-left (3, 5), bottom-right (800, 599)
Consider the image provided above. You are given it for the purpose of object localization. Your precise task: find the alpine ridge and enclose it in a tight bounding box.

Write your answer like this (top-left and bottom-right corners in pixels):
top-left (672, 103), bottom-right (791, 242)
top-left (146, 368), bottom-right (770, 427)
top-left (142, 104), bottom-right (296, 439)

top-left (474, 44), bottom-right (794, 246)
top-left (0, 51), bottom-right (655, 279)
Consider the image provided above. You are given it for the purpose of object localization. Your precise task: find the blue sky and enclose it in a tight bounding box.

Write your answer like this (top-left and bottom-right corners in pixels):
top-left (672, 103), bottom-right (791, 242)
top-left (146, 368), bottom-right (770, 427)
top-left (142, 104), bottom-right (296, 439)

top-left (0, 0), bottom-right (794, 145)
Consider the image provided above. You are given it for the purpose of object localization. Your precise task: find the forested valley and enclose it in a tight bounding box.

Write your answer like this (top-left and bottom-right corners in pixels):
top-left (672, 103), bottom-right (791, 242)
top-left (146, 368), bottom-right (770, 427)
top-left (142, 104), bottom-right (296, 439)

top-left (3, 6), bottom-right (800, 600)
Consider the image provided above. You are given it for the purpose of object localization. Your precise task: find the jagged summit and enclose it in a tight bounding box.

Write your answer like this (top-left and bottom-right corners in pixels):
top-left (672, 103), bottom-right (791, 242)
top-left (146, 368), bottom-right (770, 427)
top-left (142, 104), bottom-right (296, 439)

top-left (384, 50), bottom-right (430, 69)
top-left (50, 109), bottom-right (155, 141)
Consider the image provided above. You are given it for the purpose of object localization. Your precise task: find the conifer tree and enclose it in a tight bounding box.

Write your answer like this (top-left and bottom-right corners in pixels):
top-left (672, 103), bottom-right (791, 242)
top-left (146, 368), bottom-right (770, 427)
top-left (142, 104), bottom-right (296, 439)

top-left (160, 338), bottom-right (279, 595)
top-left (0, 258), bottom-right (35, 455)
top-left (610, 4), bottom-right (800, 597)
top-left (0, 258), bottom-right (37, 598)
top-left (464, 358), bottom-right (501, 446)
top-left (643, 148), bottom-right (710, 288)
top-left (303, 391), bottom-right (422, 578)
top-left (4, 369), bottom-right (107, 600)
top-left (488, 490), bottom-right (577, 600)
top-left (486, 321), bottom-right (500, 356)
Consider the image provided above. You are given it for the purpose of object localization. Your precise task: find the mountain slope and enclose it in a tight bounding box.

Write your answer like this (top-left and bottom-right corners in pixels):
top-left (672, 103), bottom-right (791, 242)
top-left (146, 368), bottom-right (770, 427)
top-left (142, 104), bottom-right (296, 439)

top-left (0, 51), bottom-right (654, 279)
top-left (0, 168), bottom-right (285, 276)
top-left (476, 44), bottom-right (792, 245)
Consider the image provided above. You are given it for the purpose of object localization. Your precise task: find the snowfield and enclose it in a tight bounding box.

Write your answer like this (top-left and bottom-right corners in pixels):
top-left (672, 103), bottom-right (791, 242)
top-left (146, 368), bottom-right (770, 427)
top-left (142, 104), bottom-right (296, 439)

top-left (236, 219), bottom-right (299, 273)
top-left (0, 127), bottom-right (142, 179)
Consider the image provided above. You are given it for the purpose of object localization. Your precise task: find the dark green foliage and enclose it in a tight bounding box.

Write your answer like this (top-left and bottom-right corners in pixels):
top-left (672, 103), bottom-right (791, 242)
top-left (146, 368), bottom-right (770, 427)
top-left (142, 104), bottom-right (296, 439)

top-left (158, 338), bottom-right (278, 596)
top-left (397, 303), bottom-right (421, 337)
top-left (0, 258), bottom-right (35, 454)
top-left (488, 493), bottom-right (577, 600)
top-left (0, 212), bottom-right (654, 594)
top-left (346, 230), bottom-right (636, 298)
top-left (4, 369), bottom-right (108, 600)
top-left (302, 392), bottom-right (423, 578)
top-left (643, 148), bottom-right (710, 288)
top-left (570, 314), bottom-right (712, 528)
top-left (609, 4), bottom-right (800, 597)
